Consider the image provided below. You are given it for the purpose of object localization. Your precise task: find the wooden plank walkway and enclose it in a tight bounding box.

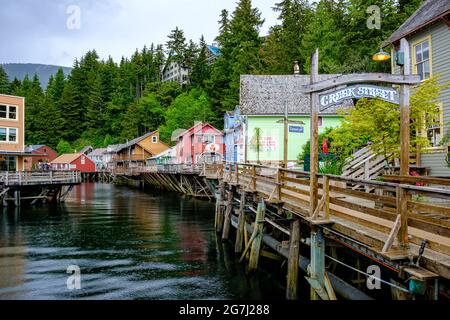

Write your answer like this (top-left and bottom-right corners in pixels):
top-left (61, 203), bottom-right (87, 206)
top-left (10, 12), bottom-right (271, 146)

top-left (219, 163), bottom-right (450, 280)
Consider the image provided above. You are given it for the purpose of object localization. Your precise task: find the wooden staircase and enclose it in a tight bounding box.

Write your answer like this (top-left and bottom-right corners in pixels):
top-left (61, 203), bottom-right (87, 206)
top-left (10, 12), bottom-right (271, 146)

top-left (342, 147), bottom-right (388, 192)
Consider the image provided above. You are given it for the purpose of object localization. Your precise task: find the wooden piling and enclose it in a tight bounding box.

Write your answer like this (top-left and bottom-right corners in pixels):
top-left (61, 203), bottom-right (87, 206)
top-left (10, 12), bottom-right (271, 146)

top-left (222, 186), bottom-right (234, 241)
top-left (235, 191), bottom-right (246, 253)
top-left (248, 200), bottom-right (266, 272)
top-left (286, 219), bottom-right (301, 300)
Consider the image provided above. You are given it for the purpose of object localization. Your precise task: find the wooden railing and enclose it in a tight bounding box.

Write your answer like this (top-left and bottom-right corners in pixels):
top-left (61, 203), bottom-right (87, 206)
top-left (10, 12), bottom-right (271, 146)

top-left (0, 171), bottom-right (82, 186)
top-left (219, 162), bottom-right (450, 257)
top-left (112, 154), bottom-right (148, 162)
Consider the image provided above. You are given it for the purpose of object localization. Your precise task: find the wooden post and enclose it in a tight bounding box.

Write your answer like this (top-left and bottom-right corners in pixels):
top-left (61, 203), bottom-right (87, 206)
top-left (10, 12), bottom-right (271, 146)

top-left (284, 104), bottom-right (289, 169)
top-left (309, 49), bottom-right (319, 217)
top-left (14, 190), bottom-right (21, 207)
top-left (400, 38), bottom-right (411, 177)
top-left (277, 168), bottom-right (283, 201)
top-left (324, 176), bottom-right (330, 220)
top-left (397, 186), bottom-right (409, 249)
top-left (248, 200), bottom-right (266, 272)
top-left (307, 228), bottom-right (336, 300)
top-left (216, 182), bottom-right (226, 233)
top-left (286, 219), bottom-right (300, 300)
top-left (222, 186), bottom-right (234, 241)
top-left (252, 165), bottom-right (256, 191)
top-left (235, 191), bottom-right (246, 254)
top-left (364, 160), bottom-right (370, 193)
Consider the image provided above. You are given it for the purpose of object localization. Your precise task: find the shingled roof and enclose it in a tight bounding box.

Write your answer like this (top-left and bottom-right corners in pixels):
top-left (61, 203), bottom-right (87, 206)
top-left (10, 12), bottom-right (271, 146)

top-left (385, 0), bottom-right (450, 45)
top-left (240, 75), bottom-right (352, 116)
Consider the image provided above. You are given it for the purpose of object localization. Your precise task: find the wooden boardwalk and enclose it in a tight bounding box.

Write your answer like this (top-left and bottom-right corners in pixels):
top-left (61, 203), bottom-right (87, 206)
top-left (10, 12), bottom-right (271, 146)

top-left (106, 162), bottom-right (450, 299)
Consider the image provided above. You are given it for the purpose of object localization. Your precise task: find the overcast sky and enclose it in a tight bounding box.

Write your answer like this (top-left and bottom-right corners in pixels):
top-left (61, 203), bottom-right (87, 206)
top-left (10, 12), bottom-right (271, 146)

top-left (0, 0), bottom-right (279, 67)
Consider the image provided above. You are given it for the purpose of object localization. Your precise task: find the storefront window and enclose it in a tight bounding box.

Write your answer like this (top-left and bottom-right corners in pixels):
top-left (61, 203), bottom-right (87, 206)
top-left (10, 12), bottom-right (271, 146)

top-left (0, 156), bottom-right (17, 172)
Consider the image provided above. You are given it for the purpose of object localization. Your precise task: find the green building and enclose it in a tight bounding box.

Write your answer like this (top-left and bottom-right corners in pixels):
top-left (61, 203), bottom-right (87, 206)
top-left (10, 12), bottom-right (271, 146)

top-left (240, 75), bottom-right (351, 165)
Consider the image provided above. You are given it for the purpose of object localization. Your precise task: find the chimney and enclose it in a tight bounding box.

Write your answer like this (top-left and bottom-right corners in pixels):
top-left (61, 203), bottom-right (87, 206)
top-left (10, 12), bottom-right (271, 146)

top-left (293, 61), bottom-right (300, 75)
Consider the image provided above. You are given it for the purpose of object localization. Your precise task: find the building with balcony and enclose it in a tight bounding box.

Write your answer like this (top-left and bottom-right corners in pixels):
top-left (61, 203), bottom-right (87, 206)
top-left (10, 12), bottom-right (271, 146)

top-left (112, 130), bottom-right (169, 169)
top-left (174, 122), bottom-right (224, 165)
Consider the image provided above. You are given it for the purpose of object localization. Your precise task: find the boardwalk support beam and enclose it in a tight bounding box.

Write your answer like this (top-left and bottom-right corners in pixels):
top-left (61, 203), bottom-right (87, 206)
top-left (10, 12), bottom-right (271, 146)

top-left (286, 218), bottom-right (301, 300)
top-left (306, 228), bottom-right (337, 300)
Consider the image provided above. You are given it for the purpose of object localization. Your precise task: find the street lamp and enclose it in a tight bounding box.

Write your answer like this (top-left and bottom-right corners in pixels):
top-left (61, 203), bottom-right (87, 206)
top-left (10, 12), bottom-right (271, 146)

top-left (372, 48), bottom-right (391, 62)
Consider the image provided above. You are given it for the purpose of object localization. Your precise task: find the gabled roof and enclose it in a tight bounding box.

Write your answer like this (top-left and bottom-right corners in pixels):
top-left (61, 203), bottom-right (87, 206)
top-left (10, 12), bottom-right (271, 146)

top-left (51, 153), bottom-right (84, 164)
top-left (114, 130), bottom-right (166, 153)
top-left (79, 146), bottom-right (93, 154)
top-left (385, 0), bottom-right (450, 45)
top-left (240, 75), bottom-right (352, 115)
top-left (89, 148), bottom-right (107, 157)
top-left (148, 147), bottom-right (176, 160)
top-left (173, 123), bottom-right (222, 140)
top-left (25, 145), bottom-right (46, 153)
top-left (207, 45), bottom-right (221, 57)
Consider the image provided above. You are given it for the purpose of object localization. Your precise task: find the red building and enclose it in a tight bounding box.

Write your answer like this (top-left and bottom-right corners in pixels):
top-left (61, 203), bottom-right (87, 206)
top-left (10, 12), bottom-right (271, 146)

top-left (174, 122), bottom-right (224, 165)
top-left (24, 145), bottom-right (58, 171)
top-left (50, 153), bottom-right (96, 173)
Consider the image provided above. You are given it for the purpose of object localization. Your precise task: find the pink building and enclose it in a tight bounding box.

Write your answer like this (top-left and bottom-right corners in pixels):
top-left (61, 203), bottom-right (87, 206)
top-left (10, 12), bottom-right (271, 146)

top-left (174, 123), bottom-right (224, 165)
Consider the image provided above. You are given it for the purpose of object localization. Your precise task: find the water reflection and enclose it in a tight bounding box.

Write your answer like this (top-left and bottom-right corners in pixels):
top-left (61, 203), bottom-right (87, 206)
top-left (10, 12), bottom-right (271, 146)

top-left (0, 183), bottom-right (284, 300)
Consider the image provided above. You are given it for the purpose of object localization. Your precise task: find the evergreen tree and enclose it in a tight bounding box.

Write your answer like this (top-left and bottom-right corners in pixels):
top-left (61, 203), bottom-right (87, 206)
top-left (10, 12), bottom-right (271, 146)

top-left (190, 36), bottom-right (211, 88)
top-left (0, 66), bottom-right (10, 94)
top-left (262, 0), bottom-right (312, 74)
top-left (10, 77), bottom-right (22, 95)
top-left (166, 27), bottom-right (187, 62)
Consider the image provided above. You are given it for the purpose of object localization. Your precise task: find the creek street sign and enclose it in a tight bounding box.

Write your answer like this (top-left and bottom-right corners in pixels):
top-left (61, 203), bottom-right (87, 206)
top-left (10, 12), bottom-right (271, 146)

top-left (319, 84), bottom-right (399, 111)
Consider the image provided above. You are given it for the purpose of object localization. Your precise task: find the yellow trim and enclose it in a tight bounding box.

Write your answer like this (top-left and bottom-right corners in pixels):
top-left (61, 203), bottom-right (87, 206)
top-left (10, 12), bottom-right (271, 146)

top-left (411, 35), bottom-right (433, 81)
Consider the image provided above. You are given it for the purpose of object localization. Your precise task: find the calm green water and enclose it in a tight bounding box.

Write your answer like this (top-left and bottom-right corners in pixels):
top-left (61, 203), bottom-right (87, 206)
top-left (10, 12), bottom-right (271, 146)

top-left (0, 183), bottom-right (283, 300)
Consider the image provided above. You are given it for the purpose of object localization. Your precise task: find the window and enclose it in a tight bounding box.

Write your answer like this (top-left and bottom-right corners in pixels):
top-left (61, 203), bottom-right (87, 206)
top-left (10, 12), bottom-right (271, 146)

top-left (152, 136), bottom-right (158, 143)
top-left (318, 117), bottom-right (323, 127)
top-left (0, 105), bottom-right (18, 120)
top-left (9, 128), bottom-right (16, 142)
top-left (0, 127), bottom-right (17, 143)
top-left (81, 156), bottom-right (86, 165)
top-left (426, 104), bottom-right (443, 147)
top-left (0, 128), bottom-right (6, 142)
top-left (0, 105), bottom-right (6, 118)
top-left (9, 106), bottom-right (16, 120)
top-left (203, 134), bottom-right (215, 144)
top-left (0, 156), bottom-right (17, 172)
top-left (413, 38), bottom-right (431, 81)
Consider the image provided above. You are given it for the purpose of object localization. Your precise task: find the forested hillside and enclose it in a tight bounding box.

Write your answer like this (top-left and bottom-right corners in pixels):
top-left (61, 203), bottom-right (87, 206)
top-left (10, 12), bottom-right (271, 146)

top-left (0, 0), bottom-right (422, 152)
top-left (1, 63), bottom-right (72, 88)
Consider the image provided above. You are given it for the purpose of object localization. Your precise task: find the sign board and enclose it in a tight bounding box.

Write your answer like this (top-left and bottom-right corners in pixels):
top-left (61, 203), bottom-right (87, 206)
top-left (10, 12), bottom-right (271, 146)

top-left (289, 126), bottom-right (304, 133)
top-left (260, 136), bottom-right (277, 152)
top-left (319, 84), bottom-right (399, 111)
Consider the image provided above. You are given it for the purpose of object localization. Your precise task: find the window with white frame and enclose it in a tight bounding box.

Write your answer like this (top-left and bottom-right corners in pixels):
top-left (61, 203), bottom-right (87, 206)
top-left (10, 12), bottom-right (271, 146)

top-left (414, 38), bottom-right (431, 81)
top-left (426, 104), bottom-right (443, 147)
top-left (152, 136), bottom-right (158, 143)
top-left (203, 134), bottom-right (215, 144)
top-left (0, 105), bottom-right (18, 120)
top-left (0, 127), bottom-right (18, 143)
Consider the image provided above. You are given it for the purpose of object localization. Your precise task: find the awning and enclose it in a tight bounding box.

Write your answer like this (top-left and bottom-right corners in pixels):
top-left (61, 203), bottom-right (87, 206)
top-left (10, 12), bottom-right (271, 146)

top-left (0, 151), bottom-right (43, 157)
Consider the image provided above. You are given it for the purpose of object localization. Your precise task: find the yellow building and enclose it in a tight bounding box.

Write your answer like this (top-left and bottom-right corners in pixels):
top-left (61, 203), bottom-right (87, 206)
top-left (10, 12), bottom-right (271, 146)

top-left (112, 130), bottom-right (169, 169)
